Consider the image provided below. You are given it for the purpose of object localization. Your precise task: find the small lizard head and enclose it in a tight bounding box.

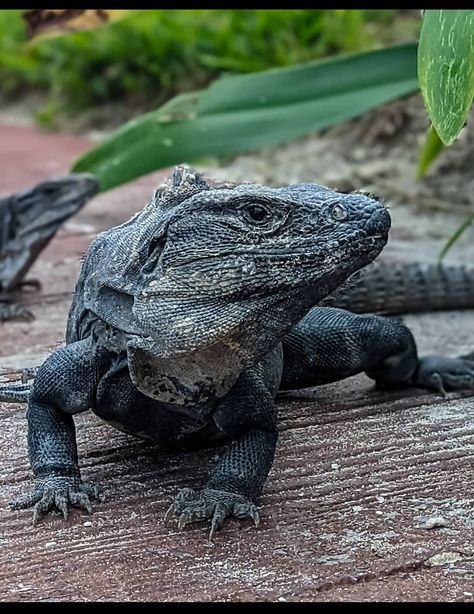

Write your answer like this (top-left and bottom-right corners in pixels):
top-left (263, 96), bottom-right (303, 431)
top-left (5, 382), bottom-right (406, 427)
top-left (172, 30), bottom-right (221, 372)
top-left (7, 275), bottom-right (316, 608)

top-left (131, 167), bottom-right (390, 357)
top-left (0, 173), bottom-right (98, 291)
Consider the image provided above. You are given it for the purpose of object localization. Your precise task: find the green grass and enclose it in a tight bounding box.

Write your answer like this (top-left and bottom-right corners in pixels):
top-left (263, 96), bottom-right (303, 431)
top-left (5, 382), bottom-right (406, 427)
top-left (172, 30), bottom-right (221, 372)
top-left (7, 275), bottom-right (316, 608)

top-left (0, 9), bottom-right (414, 128)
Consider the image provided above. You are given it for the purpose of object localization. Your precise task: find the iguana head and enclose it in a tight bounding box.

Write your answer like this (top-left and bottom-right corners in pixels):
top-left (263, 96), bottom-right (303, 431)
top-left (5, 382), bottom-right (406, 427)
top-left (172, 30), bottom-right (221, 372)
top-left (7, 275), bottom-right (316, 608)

top-left (84, 166), bottom-right (389, 348)
top-left (149, 168), bottom-right (389, 301)
top-left (134, 167), bottom-right (389, 347)
top-left (78, 166), bottom-right (390, 403)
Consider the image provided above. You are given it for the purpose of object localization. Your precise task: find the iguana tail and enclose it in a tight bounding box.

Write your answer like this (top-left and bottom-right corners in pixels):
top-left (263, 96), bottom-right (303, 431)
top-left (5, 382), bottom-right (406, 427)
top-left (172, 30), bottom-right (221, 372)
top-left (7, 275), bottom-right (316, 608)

top-left (0, 367), bottom-right (37, 403)
top-left (323, 262), bottom-right (474, 315)
top-left (0, 382), bottom-right (31, 403)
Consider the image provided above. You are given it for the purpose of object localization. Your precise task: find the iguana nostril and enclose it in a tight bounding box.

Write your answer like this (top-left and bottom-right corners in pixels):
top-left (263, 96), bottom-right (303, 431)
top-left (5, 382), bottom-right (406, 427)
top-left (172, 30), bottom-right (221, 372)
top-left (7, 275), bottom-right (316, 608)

top-left (365, 205), bottom-right (391, 235)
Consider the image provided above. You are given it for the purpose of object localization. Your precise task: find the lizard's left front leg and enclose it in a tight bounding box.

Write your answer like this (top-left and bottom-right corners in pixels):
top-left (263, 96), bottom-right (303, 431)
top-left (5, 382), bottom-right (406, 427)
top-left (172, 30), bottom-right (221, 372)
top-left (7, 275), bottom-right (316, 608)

top-left (165, 368), bottom-right (278, 539)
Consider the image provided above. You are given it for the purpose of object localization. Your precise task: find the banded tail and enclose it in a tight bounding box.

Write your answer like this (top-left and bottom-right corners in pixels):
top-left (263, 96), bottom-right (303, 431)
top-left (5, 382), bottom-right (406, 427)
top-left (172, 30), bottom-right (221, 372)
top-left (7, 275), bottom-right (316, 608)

top-left (0, 367), bottom-right (37, 403)
top-left (322, 262), bottom-right (474, 315)
top-left (0, 382), bottom-right (31, 403)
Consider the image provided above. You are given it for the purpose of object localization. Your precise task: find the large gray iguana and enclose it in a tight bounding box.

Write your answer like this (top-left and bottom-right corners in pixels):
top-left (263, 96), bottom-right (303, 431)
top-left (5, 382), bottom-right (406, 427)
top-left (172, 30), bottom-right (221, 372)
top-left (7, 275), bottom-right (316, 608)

top-left (0, 174), bottom-right (98, 322)
top-left (1, 166), bottom-right (474, 538)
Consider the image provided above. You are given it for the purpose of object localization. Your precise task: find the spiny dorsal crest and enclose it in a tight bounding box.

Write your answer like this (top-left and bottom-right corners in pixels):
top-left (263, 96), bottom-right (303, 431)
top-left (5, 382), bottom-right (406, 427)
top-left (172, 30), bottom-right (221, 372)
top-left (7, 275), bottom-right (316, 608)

top-left (152, 165), bottom-right (238, 207)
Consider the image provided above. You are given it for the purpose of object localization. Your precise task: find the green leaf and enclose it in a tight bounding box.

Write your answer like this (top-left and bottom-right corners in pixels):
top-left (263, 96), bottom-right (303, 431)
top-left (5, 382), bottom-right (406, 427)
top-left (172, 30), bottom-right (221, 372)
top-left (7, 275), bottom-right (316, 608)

top-left (438, 212), bottom-right (474, 262)
top-left (416, 124), bottom-right (445, 178)
top-left (418, 10), bottom-right (474, 145)
top-left (72, 43), bottom-right (419, 192)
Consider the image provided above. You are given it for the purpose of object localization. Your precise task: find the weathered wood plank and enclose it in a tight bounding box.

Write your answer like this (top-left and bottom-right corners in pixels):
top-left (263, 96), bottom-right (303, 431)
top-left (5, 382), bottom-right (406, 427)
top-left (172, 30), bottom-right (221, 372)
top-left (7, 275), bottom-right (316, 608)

top-left (1, 370), bottom-right (473, 601)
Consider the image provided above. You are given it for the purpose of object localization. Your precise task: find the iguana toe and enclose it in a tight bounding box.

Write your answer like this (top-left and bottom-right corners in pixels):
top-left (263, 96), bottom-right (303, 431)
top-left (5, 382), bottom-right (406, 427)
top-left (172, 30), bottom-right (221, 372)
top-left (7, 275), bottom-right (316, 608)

top-left (165, 487), bottom-right (260, 539)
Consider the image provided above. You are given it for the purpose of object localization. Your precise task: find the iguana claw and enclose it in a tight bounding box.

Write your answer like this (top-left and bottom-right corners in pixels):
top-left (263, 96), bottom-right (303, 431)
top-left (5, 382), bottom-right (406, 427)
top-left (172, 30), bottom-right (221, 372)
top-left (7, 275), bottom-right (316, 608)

top-left (165, 487), bottom-right (260, 539)
top-left (0, 302), bottom-right (34, 322)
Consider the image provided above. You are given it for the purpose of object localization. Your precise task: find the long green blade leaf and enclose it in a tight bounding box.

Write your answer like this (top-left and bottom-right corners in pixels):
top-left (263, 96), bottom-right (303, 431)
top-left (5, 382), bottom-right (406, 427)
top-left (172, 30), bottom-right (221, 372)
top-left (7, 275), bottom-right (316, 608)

top-left (438, 212), bottom-right (474, 262)
top-left (418, 10), bottom-right (474, 145)
top-left (416, 124), bottom-right (445, 178)
top-left (73, 43), bottom-right (418, 192)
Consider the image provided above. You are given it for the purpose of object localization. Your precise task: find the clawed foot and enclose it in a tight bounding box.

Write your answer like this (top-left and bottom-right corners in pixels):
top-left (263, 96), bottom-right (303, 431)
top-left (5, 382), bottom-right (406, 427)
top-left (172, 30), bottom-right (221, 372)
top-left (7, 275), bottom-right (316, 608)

top-left (416, 354), bottom-right (474, 397)
top-left (164, 487), bottom-right (260, 539)
top-left (10, 476), bottom-right (103, 525)
top-left (0, 302), bottom-right (34, 322)
top-left (0, 281), bottom-right (41, 322)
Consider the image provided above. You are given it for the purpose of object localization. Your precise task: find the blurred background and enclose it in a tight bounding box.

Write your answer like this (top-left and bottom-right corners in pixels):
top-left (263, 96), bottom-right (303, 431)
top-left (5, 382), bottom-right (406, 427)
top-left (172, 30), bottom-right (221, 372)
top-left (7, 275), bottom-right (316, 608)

top-left (0, 9), bottom-right (420, 132)
top-left (0, 9), bottom-right (471, 248)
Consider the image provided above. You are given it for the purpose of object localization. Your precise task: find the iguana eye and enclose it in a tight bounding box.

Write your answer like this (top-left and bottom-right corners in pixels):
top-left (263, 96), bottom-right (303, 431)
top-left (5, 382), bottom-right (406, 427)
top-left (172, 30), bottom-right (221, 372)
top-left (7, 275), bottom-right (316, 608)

top-left (241, 203), bottom-right (272, 225)
top-left (332, 203), bottom-right (348, 221)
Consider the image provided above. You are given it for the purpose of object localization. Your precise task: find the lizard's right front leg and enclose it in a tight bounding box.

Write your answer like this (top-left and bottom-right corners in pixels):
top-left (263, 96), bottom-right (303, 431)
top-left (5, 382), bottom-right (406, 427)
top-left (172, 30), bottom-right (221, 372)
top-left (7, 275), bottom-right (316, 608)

top-left (10, 340), bottom-right (110, 524)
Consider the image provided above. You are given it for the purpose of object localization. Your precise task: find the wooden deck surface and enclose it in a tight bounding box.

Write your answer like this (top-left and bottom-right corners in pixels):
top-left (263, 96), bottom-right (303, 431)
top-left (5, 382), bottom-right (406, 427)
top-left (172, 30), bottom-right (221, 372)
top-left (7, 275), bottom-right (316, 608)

top-left (0, 125), bottom-right (473, 602)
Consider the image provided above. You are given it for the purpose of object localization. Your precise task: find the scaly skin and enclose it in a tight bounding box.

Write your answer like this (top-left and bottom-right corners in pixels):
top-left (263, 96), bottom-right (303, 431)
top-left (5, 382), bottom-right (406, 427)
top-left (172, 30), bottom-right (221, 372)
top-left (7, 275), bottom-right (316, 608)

top-left (2, 166), bottom-right (474, 539)
top-left (322, 262), bottom-right (474, 315)
top-left (0, 173), bottom-right (98, 321)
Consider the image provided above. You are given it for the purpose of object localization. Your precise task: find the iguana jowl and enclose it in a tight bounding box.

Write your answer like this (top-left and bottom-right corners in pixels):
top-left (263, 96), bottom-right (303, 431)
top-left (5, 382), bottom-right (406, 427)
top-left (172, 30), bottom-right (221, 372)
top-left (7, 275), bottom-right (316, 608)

top-left (0, 174), bottom-right (98, 321)
top-left (1, 166), bottom-right (474, 538)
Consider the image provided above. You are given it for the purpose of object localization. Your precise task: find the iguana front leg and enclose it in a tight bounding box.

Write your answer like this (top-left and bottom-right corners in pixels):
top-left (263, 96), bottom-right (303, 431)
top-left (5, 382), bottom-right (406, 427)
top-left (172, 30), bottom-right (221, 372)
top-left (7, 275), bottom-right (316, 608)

top-left (10, 340), bottom-right (110, 523)
top-left (165, 368), bottom-right (279, 539)
top-left (281, 306), bottom-right (474, 394)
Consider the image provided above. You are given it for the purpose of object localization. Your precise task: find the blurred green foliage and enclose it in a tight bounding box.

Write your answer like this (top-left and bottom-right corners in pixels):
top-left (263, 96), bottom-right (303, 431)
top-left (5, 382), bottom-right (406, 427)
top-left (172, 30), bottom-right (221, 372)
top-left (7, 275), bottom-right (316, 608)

top-left (0, 9), bottom-right (405, 125)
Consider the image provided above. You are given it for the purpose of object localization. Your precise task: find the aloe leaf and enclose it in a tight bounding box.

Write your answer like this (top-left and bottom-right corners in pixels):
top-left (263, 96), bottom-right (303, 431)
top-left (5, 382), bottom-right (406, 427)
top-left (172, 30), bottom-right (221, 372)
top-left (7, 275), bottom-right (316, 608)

top-left (72, 43), bottom-right (418, 192)
top-left (416, 124), bottom-right (445, 178)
